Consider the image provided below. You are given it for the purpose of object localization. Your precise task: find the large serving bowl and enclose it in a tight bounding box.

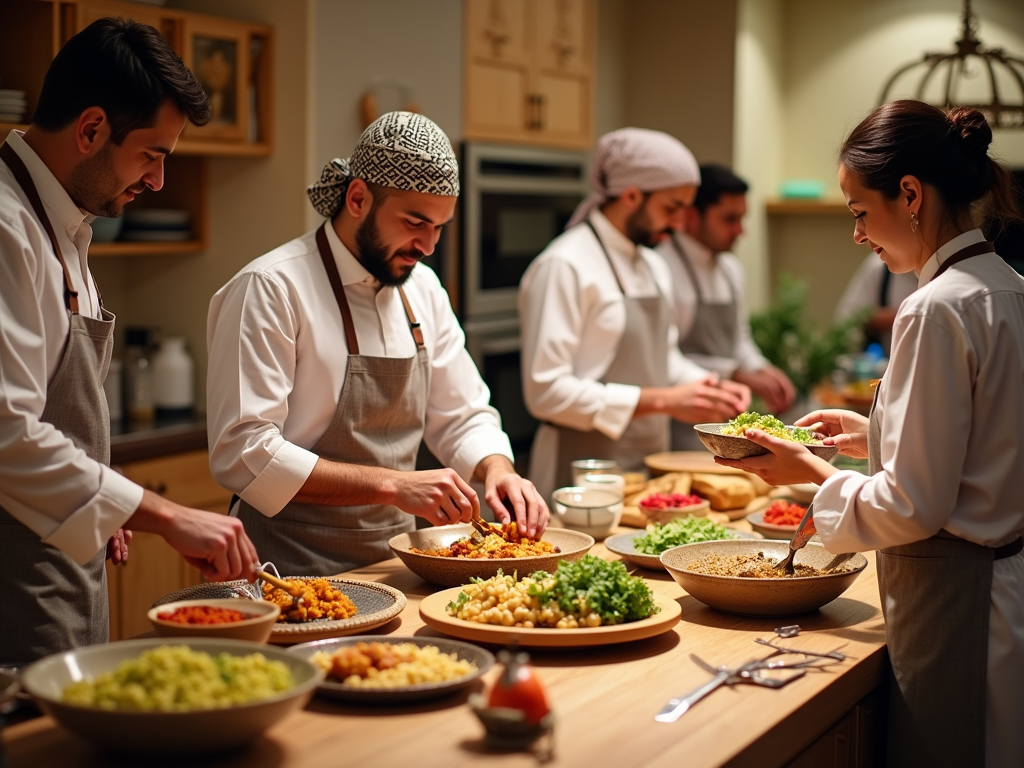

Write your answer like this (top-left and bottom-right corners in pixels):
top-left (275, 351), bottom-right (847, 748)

top-left (660, 540), bottom-right (867, 617)
top-left (693, 424), bottom-right (839, 461)
top-left (21, 638), bottom-right (323, 755)
top-left (389, 524), bottom-right (594, 587)
top-left (148, 598), bottom-right (280, 643)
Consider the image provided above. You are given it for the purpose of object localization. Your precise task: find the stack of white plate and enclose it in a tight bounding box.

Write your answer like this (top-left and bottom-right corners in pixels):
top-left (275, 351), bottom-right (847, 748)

top-left (121, 209), bottom-right (191, 241)
top-left (0, 90), bottom-right (27, 123)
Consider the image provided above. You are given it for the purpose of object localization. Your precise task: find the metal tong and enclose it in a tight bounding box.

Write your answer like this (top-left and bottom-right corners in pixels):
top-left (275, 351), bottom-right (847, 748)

top-left (772, 502), bottom-right (857, 574)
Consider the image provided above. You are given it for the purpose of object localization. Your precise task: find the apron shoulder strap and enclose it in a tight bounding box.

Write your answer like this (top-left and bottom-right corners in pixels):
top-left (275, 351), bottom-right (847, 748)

top-left (584, 219), bottom-right (627, 295)
top-left (315, 223), bottom-right (360, 355)
top-left (397, 286), bottom-right (425, 351)
top-left (1, 141), bottom-right (80, 314)
top-left (670, 235), bottom-right (705, 304)
top-left (930, 240), bottom-right (996, 282)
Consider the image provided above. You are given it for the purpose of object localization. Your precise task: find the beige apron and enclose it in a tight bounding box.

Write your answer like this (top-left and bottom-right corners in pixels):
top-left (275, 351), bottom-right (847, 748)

top-left (236, 224), bottom-right (425, 576)
top-left (0, 142), bottom-right (114, 664)
top-left (668, 235), bottom-right (737, 451)
top-left (870, 240), bottom-right (1022, 767)
top-left (547, 221), bottom-right (670, 490)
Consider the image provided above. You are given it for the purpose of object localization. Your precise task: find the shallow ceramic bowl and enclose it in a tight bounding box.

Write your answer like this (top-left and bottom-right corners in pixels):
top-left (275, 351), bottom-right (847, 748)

top-left (605, 528), bottom-right (761, 570)
top-left (636, 498), bottom-right (711, 525)
top-left (693, 424), bottom-right (839, 462)
top-left (21, 638), bottom-right (323, 755)
top-left (746, 510), bottom-right (805, 540)
top-left (389, 524), bottom-right (594, 587)
top-left (288, 635), bottom-right (495, 703)
top-left (551, 486), bottom-right (622, 540)
top-left (148, 598), bottom-right (280, 643)
top-left (660, 539), bottom-right (867, 616)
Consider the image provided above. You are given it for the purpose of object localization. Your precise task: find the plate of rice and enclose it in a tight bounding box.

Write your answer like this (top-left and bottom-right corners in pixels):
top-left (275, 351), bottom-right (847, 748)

top-left (288, 635), bottom-right (495, 703)
top-left (21, 639), bottom-right (323, 755)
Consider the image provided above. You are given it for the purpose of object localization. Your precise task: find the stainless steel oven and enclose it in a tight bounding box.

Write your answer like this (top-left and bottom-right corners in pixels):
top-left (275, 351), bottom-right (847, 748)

top-left (461, 143), bottom-right (589, 319)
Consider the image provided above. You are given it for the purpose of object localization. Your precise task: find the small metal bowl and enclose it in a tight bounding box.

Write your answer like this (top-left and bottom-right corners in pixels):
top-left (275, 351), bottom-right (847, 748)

top-left (661, 539), bottom-right (867, 617)
top-left (693, 424), bottom-right (839, 462)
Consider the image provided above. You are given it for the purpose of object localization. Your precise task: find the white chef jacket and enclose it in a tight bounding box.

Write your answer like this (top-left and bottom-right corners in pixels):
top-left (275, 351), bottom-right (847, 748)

top-left (656, 231), bottom-right (768, 377)
top-left (0, 130), bottom-right (142, 565)
top-left (834, 253), bottom-right (918, 354)
top-left (206, 223), bottom-right (513, 517)
top-left (519, 211), bottom-right (709, 439)
top-left (813, 230), bottom-right (1024, 767)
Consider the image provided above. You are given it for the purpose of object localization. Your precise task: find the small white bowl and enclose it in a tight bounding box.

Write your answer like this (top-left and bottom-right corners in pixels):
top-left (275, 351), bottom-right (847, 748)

top-left (148, 598), bottom-right (280, 643)
top-left (551, 486), bottom-right (622, 540)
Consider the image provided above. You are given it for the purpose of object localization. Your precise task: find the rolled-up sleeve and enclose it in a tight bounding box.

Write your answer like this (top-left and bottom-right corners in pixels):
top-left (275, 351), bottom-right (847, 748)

top-left (0, 212), bottom-right (140, 564)
top-left (420, 275), bottom-right (513, 479)
top-left (206, 272), bottom-right (319, 516)
top-left (520, 257), bottom-right (641, 441)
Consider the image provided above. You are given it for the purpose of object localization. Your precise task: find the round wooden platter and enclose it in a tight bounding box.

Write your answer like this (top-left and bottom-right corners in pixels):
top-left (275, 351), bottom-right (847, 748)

top-left (644, 450), bottom-right (750, 476)
top-left (418, 589), bottom-right (681, 648)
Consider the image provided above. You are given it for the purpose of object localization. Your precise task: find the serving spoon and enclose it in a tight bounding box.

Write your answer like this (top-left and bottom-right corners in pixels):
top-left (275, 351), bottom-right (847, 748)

top-left (773, 502), bottom-right (817, 575)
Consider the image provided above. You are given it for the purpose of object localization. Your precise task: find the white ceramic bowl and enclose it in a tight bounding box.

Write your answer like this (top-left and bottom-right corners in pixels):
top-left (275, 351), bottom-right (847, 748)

top-left (21, 638), bottom-right (324, 755)
top-left (551, 486), bottom-right (622, 540)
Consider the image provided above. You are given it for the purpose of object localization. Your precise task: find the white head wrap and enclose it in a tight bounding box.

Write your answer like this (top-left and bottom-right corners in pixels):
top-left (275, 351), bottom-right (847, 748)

top-left (566, 127), bottom-right (701, 229)
top-left (308, 111), bottom-right (460, 218)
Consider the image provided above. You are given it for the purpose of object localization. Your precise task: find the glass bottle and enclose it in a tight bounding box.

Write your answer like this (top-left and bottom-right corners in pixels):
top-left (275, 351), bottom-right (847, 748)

top-left (124, 327), bottom-right (154, 423)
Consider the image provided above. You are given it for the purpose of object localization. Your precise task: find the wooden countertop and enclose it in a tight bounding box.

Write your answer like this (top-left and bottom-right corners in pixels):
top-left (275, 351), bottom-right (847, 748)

top-left (2, 534), bottom-right (888, 768)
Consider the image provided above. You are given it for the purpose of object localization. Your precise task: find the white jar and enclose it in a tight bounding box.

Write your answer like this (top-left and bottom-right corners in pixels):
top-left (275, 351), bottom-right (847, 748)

top-left (152, 337), bottom-right (194, 416)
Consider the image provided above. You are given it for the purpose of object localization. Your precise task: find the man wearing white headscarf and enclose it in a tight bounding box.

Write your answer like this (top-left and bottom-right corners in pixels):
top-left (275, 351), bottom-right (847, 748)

top-left (519, 128), bottom-right (751, 499)
top-left (207, 112), bottom-right (548, 576)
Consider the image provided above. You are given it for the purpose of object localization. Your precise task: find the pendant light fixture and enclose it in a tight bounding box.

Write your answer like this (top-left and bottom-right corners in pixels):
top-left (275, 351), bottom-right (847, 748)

top-left (879, 0), bottom-right (1024, 129)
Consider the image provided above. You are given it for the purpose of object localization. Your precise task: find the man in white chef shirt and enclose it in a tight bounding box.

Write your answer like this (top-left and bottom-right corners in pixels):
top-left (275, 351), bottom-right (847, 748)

top-left (0, 18), bottom-right (259, 665)
top-left (835, 253), bottom-right (918, 355)
top-left (207, 112), bottom-right (548, 576)
top-left (519, 129), bottom-right (751, 501)
top-left (657, 164), bottom-right (795, 449)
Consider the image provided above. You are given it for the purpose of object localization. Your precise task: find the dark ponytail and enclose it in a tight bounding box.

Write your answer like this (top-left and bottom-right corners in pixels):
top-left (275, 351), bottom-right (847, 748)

top-left (839, 100), bottom-right (1022, 233)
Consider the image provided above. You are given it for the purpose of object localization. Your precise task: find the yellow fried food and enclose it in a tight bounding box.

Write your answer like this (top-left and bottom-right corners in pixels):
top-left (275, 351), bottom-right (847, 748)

top-left (262, 578), bottom-right (357, 622)
top-left (410, 521), bottom-right (559, 559)
top-left (311, 642), bottom-right (476, 688)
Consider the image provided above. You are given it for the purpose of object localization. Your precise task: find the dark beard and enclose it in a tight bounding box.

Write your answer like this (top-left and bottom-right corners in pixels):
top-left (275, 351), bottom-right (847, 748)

top-left (353, 207), bottom-right (422, 286)
top-left (66, 142), bottom-right (138, 217)
top-left (624, 198), bottom-right (671, 248)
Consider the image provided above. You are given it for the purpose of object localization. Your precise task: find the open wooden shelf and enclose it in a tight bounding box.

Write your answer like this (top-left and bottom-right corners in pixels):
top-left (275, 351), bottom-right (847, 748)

top-left (765, 199), bottom-right (851, 215)
top-left (90, 240), bottom-right (205, 257)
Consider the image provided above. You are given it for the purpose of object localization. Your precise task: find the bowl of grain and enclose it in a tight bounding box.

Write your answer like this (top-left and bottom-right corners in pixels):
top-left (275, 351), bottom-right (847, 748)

top-left (660, 539), bottom-right (867, 617)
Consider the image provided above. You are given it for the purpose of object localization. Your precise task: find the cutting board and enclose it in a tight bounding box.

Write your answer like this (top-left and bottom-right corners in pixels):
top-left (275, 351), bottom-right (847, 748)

top-left (644, 451), bottom-right (747, 476)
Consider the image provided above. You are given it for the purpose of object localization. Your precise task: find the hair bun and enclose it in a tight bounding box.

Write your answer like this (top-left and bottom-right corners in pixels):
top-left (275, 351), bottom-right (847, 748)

top-left (947, 106), bottom-right (992, 161)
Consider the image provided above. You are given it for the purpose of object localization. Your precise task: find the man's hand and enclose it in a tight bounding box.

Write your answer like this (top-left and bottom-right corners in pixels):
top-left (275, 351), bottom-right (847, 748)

top-left (638, 375), bottom-right (751, 423)
top-left (474, 455), bottom-right (550, 539)
top-left (105, 528), bottom-right (132, 565)
top-left (714, 429), bottom-right (837, 486)
top-left (126, 490), bottom-right (260, 582)
top-left (389, 468), bottom-right (480, 526)
top-left (795, 409), bottom-right (870, 458)
top-left (733, 364), bottom-right (796, 414)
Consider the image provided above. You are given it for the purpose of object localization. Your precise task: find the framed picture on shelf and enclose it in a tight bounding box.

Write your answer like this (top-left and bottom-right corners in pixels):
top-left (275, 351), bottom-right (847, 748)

top-left (183, 19), bottom-right (248, 140)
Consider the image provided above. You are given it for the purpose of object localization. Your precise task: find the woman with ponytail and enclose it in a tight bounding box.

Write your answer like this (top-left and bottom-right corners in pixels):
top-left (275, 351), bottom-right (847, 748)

top-left (717, 101), bottom-right (1024, 767)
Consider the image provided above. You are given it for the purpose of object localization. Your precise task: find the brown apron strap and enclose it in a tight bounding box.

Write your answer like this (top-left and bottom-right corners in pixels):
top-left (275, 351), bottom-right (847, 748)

top-left (1, 141), bottom-right (80, 314)
top-left (930, 240), bottom-right (996, 282)
top-left (397, 286), bottom-right (425, 350)
top-left (315, 223), bottom-right (360, 355)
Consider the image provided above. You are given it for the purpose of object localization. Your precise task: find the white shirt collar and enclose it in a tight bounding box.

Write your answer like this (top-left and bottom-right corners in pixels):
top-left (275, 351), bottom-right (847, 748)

top-left (917, 228), bottom-right (986, 287)
top-left (323, 219), bottom-right (378, 288)
top-left (675, 231), bottom-right (714, 266)
top-left (588, 209), bottom-right (639, 261)
top-left (5, 130), bottom-right (90, 242)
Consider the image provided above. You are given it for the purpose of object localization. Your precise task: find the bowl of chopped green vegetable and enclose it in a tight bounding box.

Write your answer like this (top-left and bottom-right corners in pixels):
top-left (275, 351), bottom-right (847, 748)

top-left (21, 639), bottom-right (323, 755)
top-left (606, 519), bottom-right (761, 570)
top-left (695, 412), bottom-right (838, 461)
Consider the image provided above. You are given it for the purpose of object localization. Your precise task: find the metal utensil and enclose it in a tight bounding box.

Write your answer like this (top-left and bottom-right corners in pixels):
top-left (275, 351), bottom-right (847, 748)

top-left (773, 502), bottom-right (817, 575)
top-left (250, 565), bottom-right (305, 613)
top-left (469, 516), bottom-right (493, 546)
top-left (822, 551), bottom-right (858, 571)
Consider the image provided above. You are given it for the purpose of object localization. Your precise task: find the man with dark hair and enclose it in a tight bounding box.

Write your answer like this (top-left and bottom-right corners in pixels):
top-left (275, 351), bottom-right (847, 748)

top-left (657, 163), bottom-right (795, 449)
top-left (0, 18), bottom-right (259, 664)
top-left (206, 112), bottom-right (549, 576)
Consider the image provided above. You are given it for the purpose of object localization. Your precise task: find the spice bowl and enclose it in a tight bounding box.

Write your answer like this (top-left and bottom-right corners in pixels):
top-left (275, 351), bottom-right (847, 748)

top-left (148, 598), bottom-right (280, 643)
top-left (469, 694), bottom-right (555, 754)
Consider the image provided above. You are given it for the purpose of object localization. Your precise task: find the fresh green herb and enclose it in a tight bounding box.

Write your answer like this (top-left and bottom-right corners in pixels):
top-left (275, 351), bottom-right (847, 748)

top-left (446, 590), bottom-right (470, 613)
top-left (632, 517), bottom-right (736, 555)
top-left (720, 411), bottom-right (818, 444)
top-left (524, 555), bottom-right (658, 625)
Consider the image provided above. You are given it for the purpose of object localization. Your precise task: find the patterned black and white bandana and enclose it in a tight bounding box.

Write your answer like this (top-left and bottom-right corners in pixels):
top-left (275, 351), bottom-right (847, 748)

top-left (307, 111), bottom-right (460, 218)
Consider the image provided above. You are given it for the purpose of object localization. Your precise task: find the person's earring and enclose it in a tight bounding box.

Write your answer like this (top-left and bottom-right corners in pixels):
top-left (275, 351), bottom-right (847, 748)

top-left (910, 211), bottom-right (918, 233)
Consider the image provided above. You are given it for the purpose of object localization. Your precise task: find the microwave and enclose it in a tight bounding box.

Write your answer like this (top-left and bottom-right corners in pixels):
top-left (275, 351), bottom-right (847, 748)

top-left (460, 143), bottom-right (590, 320)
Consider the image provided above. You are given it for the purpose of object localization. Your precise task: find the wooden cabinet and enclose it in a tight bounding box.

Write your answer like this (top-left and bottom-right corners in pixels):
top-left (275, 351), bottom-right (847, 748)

top-left (0, 0), bottom-right (272, 258)
top-left (106, 449), bottom-right (233, 640)
top-left (464, 0), bottom-right (596, 149)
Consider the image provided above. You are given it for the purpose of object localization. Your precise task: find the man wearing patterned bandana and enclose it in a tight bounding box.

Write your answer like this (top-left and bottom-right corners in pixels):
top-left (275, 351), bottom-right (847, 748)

top-left (207, 112), bottom-right (549, 576)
